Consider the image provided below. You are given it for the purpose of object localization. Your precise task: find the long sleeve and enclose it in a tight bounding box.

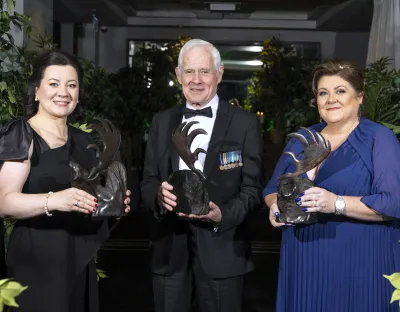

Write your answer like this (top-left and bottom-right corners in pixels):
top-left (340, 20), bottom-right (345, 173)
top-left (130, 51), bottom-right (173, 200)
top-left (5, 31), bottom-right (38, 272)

top-left (140, 114), bottom-right (163, 219)
top-left (218, 115), bottom-right (263, 233)
top-left (360, 126), bottom-right (400, 218)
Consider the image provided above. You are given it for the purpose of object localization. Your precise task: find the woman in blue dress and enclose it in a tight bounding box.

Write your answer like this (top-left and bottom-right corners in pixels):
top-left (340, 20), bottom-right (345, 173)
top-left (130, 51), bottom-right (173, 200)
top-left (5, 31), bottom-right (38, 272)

top-left (264, 61), bottom-right (400, 312)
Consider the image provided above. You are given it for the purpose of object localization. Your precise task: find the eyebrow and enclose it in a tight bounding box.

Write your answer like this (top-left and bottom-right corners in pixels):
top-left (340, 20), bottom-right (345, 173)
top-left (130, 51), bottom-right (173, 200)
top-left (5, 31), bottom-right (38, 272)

top-left (183, 68), bottom-right (211, 71)
top-left (48, 78), bottom-right (78, 83)
top-left (318, 85), bottom-right (347, 91)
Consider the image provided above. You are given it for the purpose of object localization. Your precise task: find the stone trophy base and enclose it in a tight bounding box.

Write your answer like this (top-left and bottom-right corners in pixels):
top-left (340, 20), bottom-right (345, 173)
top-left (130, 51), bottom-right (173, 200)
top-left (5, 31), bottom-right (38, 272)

top-left (168, 170), bottom-right (210, 215)
top-left (277, 176), bottom-right (318, 224)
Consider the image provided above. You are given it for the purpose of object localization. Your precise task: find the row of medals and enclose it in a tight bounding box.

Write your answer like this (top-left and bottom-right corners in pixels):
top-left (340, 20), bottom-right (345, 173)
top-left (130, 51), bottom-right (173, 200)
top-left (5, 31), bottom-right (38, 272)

top-left (220, 161), bottom-right (243, 170)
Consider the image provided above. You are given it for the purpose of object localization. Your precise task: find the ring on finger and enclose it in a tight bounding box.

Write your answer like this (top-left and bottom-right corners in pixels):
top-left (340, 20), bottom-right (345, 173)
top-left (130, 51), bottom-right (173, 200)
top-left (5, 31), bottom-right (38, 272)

top-left (73, 200), bottom-right (79, 207)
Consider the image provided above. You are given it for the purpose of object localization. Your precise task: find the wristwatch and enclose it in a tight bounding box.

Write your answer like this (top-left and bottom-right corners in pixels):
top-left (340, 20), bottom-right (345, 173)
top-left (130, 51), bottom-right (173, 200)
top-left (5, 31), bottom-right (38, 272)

top-left (334, 196), bottom-right (346, 215)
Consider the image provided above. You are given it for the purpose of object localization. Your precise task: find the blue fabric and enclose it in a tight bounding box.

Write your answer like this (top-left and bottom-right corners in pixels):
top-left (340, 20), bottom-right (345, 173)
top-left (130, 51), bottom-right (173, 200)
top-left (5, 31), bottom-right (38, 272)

top-left (264, 118), bottom-right (400, 312)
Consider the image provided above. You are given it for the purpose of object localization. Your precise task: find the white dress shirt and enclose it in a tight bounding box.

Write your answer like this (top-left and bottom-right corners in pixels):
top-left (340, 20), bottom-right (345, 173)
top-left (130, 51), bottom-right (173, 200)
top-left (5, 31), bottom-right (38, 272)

top-left (178, 95), bottom-right (219, 172)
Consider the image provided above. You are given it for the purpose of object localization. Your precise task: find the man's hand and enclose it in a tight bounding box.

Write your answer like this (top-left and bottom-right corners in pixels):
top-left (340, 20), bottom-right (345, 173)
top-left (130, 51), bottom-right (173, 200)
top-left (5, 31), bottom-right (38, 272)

top-left (157, 182), bottom-right (177, 213)
top-left (177, 201), bottom-right (222, 225)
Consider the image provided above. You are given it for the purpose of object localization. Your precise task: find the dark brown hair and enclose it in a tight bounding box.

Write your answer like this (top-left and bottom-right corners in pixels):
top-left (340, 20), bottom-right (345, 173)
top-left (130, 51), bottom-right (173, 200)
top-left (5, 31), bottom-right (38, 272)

top-left (311, 60), bottom-right (364, 105)
top-left (26, 49), bottom-right (84, 119)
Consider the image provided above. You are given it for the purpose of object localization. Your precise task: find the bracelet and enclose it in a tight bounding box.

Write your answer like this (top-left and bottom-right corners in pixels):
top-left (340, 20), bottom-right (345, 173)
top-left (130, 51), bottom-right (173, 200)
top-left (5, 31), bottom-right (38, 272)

top-left (44, 191), bottom-right (54, 217)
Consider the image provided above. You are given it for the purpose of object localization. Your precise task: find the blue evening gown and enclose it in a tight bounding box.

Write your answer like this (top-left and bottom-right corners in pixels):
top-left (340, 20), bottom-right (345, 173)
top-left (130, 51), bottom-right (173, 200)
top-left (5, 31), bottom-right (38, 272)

top-left (263, 118), bottom-right (400, 312)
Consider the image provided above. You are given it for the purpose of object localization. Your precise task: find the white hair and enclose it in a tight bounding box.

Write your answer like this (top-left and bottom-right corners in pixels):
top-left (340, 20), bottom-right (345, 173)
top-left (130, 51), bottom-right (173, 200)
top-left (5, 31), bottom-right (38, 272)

top-left (177, 39), bottom-right (223, 75)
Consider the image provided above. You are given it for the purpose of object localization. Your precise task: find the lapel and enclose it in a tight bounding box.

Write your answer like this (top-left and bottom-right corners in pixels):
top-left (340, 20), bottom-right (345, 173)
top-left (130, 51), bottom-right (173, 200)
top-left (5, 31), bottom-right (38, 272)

top-left (169, 105), bottom-right (184, 172)
top-left (203, 100), bottom-right (233, 178)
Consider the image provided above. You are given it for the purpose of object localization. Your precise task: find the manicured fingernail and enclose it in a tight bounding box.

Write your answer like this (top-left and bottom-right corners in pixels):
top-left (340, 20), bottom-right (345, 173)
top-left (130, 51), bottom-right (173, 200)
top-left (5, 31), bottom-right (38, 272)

top-left (275, 212), bottom-right (280, 217)
top-left (95, 203), bottom-right (98, 208)
top-left (92, 208), bottom-right (96, 212)
top-left (302, 208), bottom-right (308, 212)
top-left (299, 192), bottom-right (305, 196)
top-left (295, 197), bottom-right (301, 202)
top-left (94, 198), bottom-right (98, 202)
top-left (297, 202), bottom-right (302, 206)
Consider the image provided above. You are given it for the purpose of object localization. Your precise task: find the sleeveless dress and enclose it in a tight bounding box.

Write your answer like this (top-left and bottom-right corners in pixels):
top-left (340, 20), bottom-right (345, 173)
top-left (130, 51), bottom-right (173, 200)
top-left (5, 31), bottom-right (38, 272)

top-left (0, 118), bottom-right (111, 312)
top-left (263, 118), bottom-right (400, 312)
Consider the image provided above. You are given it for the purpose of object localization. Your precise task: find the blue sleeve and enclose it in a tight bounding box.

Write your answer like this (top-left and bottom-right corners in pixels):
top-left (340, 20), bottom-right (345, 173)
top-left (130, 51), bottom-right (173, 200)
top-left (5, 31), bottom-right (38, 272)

top-left (360, 127), bottom-right (400, 218)
top-left (263, 138), bottom-right (297, 198)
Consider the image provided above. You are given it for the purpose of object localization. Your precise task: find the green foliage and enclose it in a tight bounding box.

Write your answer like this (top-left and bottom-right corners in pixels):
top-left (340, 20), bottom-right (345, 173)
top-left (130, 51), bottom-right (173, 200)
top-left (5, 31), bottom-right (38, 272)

top-left (0, 278), bottom-right (27, 311)
top-left (244, 38), bottom-right (318, 142)
top-left (81, 37), bottom-right (189, 134)
top-left (384, 273), bottom-right (400, 304)
top-left (0, 0), bottom-right (57, 123)
top-left (96, 269), bottom-right (108, 282)
top-left (363, 57), bottom-right (400, 134)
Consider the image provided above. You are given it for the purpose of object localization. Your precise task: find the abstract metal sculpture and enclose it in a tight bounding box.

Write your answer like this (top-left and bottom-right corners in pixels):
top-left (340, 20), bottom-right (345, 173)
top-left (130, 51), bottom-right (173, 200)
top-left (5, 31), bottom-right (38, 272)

top-left (70, 118), bottom-right (127, 218)
top-left (168, 121), bottom-right (210, 215)
top-left (277, 127), bottom-right (331, 224)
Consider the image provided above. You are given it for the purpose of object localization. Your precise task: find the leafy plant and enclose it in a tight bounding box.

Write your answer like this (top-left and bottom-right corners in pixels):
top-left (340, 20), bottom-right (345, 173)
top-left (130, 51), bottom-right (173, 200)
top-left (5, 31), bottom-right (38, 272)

top-left (244, 38), bottom-right (318, 142)
top-left (0, 278), bottom-right (27, 311)
top-left (384, 273), bottom-right (400, 306)
top-left (363, 57), bottom-right (400, 135)
top-left (96, 269), bottom-right (108, 282)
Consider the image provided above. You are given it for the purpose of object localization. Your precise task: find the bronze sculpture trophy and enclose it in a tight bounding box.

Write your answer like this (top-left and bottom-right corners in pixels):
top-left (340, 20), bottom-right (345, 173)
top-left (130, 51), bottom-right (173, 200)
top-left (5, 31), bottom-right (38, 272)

top-left (70, 119), bottom-right (128, 218)
top-left (168, 121), bottom-right (210, 215)
top-left (277, 127), bottom-right (331, 224)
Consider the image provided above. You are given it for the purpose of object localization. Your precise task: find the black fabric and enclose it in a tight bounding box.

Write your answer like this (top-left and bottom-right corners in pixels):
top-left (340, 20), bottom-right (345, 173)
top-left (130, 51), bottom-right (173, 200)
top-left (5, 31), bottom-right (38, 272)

top-left (1, 118), bottom-right (108, 312)
top-left (182, 107), bottom-right (213, 119)
top-left (141, 100), bottom-right (264, 280)
top-left (152, 224), bottom-right (244, 312)
top-left (0, 118), bottom-right (32, 161)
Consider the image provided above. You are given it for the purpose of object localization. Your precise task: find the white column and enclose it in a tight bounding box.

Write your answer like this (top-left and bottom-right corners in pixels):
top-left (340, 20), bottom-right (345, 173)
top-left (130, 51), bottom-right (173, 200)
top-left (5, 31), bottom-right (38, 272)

top-left (366, 0), bottom-right (400, 69)
top-left (7, 0), bottom-right (53, 49)
top-left (61, 23), bottom-right (74, 54)
top-left (77, 24), bottom-right (96, 63)
top-left (5, 0), bottom-right (25, 47)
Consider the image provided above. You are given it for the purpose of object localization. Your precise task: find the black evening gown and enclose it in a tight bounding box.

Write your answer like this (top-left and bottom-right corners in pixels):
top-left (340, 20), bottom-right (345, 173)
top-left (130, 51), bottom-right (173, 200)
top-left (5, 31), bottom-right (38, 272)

top-left (0, 119), bottom-right (111, 312)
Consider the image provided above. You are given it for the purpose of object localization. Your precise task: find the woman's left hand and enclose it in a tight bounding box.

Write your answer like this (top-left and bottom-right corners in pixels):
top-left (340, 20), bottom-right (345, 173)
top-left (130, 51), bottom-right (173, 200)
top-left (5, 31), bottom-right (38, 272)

top-left (124, 190), bottom-right (131, 213)
top-left (297, 187), bottom-right (336, 214)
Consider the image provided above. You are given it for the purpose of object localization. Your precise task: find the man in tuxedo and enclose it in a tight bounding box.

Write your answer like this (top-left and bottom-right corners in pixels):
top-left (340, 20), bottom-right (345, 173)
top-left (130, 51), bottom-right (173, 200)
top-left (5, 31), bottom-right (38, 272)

top-left (141, 39), bottom-right (263, 312)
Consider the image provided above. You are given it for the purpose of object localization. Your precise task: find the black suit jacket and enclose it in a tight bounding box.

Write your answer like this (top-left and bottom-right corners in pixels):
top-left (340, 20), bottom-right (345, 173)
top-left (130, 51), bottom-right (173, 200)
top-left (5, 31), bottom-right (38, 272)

top-left (141, 100), bottom-right (263, 279)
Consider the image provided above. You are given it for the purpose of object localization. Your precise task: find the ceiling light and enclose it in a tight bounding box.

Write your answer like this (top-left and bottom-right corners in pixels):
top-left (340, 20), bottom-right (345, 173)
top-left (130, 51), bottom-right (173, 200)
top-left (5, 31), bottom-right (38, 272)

top-left (209, 2), bottom-right (236, 11)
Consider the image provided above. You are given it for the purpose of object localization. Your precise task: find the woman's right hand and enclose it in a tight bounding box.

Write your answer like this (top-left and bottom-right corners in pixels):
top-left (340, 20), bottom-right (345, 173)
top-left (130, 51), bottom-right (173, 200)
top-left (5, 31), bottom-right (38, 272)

top-left (47, 188), bottom-right (98, 214)
top-left (268, 202), bottom-right (287, 228)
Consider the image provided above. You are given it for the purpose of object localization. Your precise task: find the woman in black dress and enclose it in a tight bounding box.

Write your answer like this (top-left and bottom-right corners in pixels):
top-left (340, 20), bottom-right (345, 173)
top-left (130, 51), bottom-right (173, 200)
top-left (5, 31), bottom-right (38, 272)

top-left (0, 50), bottom-right (130, 312)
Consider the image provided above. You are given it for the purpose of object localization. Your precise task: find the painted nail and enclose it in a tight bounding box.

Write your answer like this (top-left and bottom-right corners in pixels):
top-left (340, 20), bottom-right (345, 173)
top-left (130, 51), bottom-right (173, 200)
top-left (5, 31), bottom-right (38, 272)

top-left (92, 208), bottom-right (96, 212)
top-left (94, 198), bottom-right (98, 202)
top-left (299, 192), bottom-right (305, 197)
top-left (302, 208), bottom-right (308, 212)
top-left (275, 212), bottom-right (280, 217)
top-left (297, 202), bottom-right (302, 206)
top-left (295, 197), bottom-right (301, 202)
top-left (95, 203), bottom-right (98, 208)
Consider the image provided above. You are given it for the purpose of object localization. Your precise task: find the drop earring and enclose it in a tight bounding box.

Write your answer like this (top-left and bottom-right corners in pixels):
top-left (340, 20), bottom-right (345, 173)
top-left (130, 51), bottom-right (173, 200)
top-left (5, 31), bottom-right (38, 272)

top-left (35, 96), bottom-right (39, 102)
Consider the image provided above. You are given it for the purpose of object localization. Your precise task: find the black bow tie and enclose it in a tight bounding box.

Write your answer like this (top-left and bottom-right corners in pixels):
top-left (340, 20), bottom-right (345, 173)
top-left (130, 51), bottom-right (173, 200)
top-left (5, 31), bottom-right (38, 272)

top-left (182, 107), bottom-right (213, 119)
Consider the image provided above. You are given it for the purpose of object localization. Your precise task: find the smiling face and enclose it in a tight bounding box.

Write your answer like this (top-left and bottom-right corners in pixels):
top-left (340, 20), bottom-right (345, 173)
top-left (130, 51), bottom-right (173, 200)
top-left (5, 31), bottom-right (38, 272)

top-left (35, 65), bottom-right (79, 119)
top-left (175, 45), bottom-right (223, 108)
top-left (316, 75), bottom-right (363, 125)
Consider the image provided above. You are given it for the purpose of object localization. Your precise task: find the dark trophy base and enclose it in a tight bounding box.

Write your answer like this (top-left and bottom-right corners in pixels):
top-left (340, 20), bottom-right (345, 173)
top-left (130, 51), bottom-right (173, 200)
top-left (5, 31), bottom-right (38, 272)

top-left (277, 176), bottom-right (317, 224)
top-left (71, 160), bottom-right (128, 219)
top-left (168, 170), bottom-right (210, 215)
